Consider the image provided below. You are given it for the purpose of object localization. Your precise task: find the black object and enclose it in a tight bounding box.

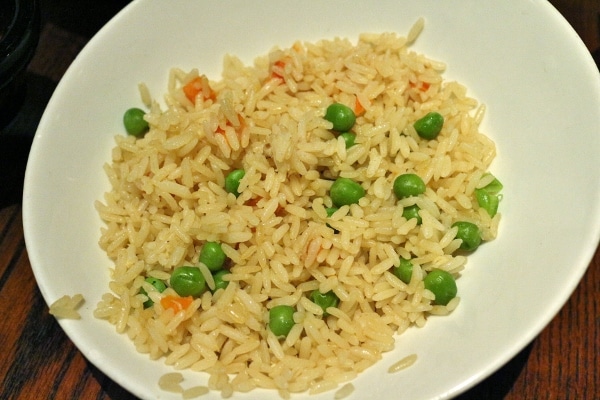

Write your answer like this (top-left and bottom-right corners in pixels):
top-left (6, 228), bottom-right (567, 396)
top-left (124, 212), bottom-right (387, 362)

top-left (594, 13), bottom-right (600, 70)
top-left (0, 0), bottom-right (40, 207)
top-left (0, 0), bottom-right (40, 129)
top-left (0, 134), bottom-right (31, 207)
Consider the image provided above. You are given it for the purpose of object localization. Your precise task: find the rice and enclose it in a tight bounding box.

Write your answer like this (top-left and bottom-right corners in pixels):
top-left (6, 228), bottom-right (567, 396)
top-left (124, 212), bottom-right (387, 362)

top-left (181, 386), bottom-right (210, 399)
top-left (388, 353), bottom-right (418, 373)
top-left (334, 383), bottom-right (355, 399)
top-left (158, 372), bottom-right (184, 393)
top-left (159, 372), bottom-right (210, 398)
top-left (94, 19), bottom-right (501, 397)
top-left (49, 294), bottom-right (84, 319)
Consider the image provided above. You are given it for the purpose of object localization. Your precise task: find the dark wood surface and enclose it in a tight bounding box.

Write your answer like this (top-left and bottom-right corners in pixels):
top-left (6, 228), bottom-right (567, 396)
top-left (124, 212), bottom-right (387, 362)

top-left (1, 1), bottom-right (598, 399)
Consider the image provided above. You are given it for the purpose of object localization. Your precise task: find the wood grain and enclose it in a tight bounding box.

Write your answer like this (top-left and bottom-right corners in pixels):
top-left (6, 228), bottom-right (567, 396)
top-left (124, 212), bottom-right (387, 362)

top-left (550, 0), bottom-right (600, 51)
top-left (0, 1), bottom-right (598, 399)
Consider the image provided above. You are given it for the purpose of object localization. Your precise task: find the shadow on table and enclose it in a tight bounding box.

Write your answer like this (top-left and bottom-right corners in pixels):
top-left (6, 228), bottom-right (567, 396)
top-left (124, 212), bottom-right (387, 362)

top-left (455, 342), bottom-right (534, 399)
top-left (0, 135), bottom-right (32, 208)
top-left (88, 361), bottom-right (140, 400)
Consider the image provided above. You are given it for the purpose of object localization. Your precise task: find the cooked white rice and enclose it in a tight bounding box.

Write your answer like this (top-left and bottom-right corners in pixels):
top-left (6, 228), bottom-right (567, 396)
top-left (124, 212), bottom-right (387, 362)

top-left (388, 353), bottom-right (418, 373)
top-left (334, 383), bottom-right (355, 399)
top-left (158, 372), bottom-right (184, 393)
top-left (49, 294), bottom-right (84, 319)
top-left (94, 20), bottom-right (500, 396)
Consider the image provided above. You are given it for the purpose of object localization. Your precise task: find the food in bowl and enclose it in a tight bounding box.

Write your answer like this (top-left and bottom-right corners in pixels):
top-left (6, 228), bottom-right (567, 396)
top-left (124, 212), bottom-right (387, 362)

top-left (94, 20), bottom-right (502, 396)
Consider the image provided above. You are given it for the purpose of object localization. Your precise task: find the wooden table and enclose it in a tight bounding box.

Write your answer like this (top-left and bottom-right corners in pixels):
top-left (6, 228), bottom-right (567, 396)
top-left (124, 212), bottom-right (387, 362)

top-left (1, 1), bottom-right (598, 399)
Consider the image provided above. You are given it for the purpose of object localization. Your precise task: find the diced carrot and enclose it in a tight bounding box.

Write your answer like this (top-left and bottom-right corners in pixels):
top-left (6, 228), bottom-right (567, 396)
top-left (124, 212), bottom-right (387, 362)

top-left (409, 81), bottom-right (430, 92)
top-left (245, 196), bottom-right (284, 216)
top-left (237, 114), bottom-right (246, 131)
top-left (183, 77), bottom-right (202, 102)
top-left (160, 295), bottom-right (193, 313)
top-left (215, 114), bottom-right (246, 146)
top-left (354, 96), bottom-right (366, 117)
top-left (183, 75), bottom-right (215, 104)
top-left (245, 196), bottom-right (262, 207)
top-left (271, 60), bottom-right (286, 80)
top-left (269, 57), bottom-right (293, 83)
top-left (275, 205), bottom-right (285, 217)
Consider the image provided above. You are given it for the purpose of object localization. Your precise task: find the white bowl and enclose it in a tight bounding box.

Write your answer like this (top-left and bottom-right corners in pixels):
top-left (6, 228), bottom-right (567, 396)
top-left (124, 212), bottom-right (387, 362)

top-left (23, 1), bottom-right (600, 399)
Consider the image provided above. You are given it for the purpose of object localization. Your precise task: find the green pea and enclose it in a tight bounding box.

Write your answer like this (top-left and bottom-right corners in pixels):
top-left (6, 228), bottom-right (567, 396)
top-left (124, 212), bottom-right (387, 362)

top-left (170, 266), bottom-right (207, 297)
top-left (123, 107), bottom-right (149, 137)
top-left (225, 169), bottom-right (245, 197)
top-left (480, 174), bottom-right (503, 194)
top-left (475, 174), bottom-right (503, 217)
top-left (339, 132), bottom-right (356, 148)
top-left (310, 290), bottom-right (339, 316)
top-left (325, 207), bottom-right (339, 218)
top-left (141, 292), bottom-right (152, 309)
top-left (330, 177), bottom-right (365, 207)
top-left (413, 112), bottom-right (443, 140)
top-left (140, 277), bottom-right (167, 308)
top-left (269, 305), bottom-right (295, 337)
top-left (325, 103), bottom-right (356, 132)
top-left (393, 173), bottom-right (426, 199)
top-left (211, 269), bottom-right (229, 292)
top-left (199, 241), bottom-right (226, 272)
top-left (392, 258), bottom-right (413, 284)
top-left (452, 221), bottom-right (482, 252)
top-left (402, 204), bottom-right (422, 225)
top-left (423, 269), bottom-right (457, 306)
top-left (475, 188), bottom-right (500, 217)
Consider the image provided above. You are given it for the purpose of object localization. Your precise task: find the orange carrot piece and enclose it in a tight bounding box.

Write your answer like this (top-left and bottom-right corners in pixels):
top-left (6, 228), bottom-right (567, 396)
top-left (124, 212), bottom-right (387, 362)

top-left (215, 114), bottom-right (245, 146)
top-left (409, 81), bottom-right (430, 92)
top-left (245, 196), bottom-right (262, 207)
top-left (354, 96), bottom-right (366, 116)
top-left (160, 295), bottom-right (193, 313)
top-left (269, 57), bottom-right (293, 82)
top-left (270, 60), bottom-right (286, 80)
top-left (236, 114), bottom-right (246, 131)
top-left (183, 77), bottom-right (203, 102)
top-left (274, 205), bottom-right (285, 217)
top-left (245, 196), bottom-right (284, 219)
top-left (183, 75), bottom-right (215, 103)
